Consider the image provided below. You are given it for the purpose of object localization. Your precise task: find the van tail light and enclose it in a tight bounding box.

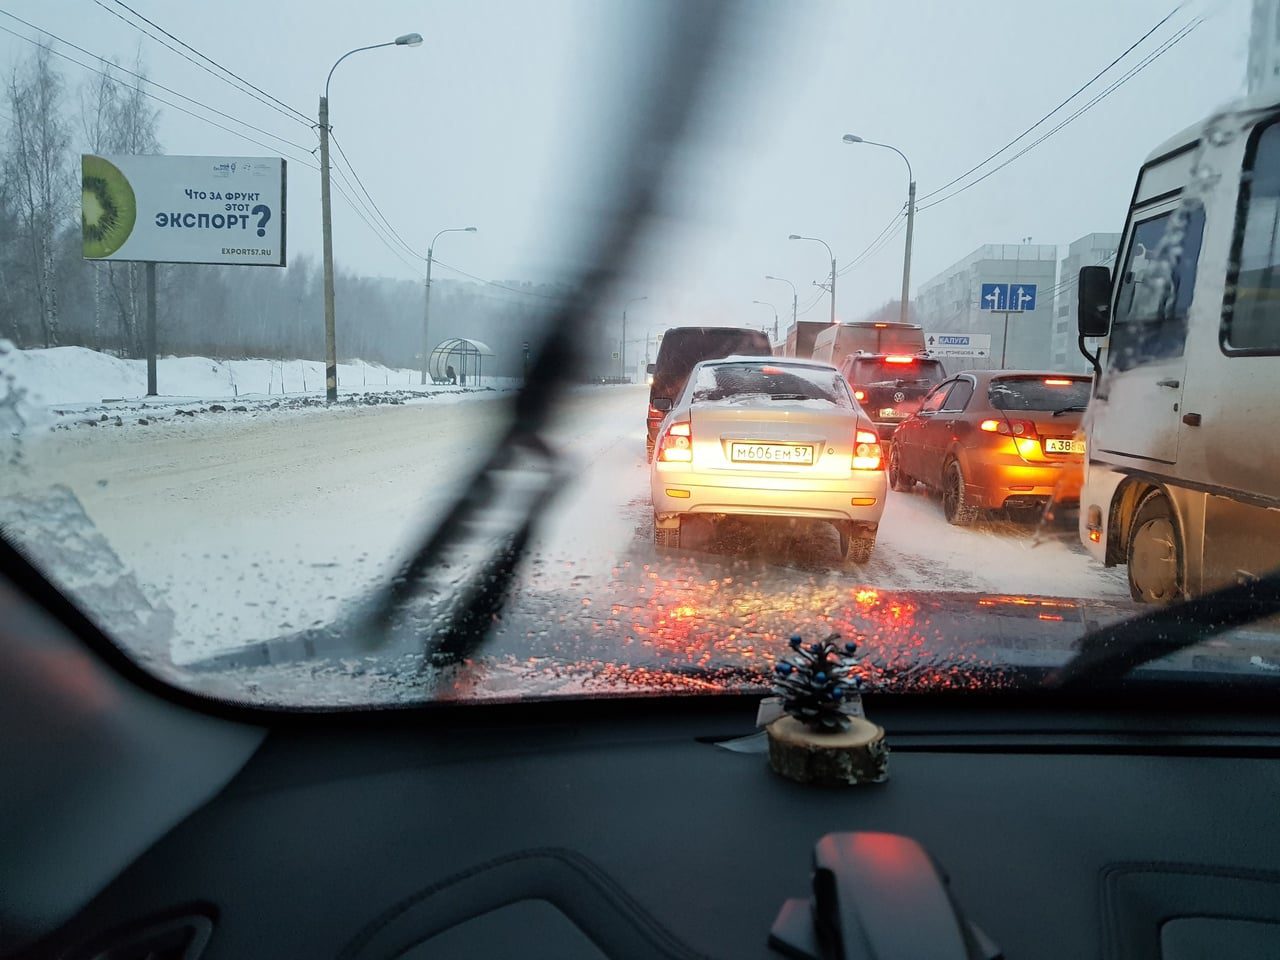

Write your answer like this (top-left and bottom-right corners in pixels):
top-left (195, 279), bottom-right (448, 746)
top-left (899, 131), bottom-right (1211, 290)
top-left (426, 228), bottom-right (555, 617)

top-left (853, 389), bottom-right (866, 402)
top-left (853, 428), bottom-right (882, 470)
top-left (658, 419), bottom-right (693, 462)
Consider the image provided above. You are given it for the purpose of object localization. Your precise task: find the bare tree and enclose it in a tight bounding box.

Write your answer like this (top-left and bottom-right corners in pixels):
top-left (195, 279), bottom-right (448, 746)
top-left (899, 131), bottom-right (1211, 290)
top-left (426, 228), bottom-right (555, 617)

top-left (80, 61), bottom-right (118, 352)
top-left (5, 44), bottom-right (72, 348)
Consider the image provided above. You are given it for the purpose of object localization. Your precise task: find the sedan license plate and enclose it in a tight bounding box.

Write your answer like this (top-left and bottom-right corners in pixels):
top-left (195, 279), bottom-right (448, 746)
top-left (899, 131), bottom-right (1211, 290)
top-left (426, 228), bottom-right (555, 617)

top-left (730, 442), bottom-right (814, 465)
top-left (1044, 438), bottom-right (1085, 455)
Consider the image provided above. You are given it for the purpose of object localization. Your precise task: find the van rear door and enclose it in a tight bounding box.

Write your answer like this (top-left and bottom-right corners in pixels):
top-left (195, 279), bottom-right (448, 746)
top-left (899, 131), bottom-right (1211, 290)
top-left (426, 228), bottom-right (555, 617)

top-left (1092, 189), bottom-right (1206, 465)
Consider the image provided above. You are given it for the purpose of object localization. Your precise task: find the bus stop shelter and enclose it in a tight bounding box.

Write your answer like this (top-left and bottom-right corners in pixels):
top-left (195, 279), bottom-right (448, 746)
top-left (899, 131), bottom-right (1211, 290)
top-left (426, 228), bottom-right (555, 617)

top-left (427, 338), bottom-right (494, 386)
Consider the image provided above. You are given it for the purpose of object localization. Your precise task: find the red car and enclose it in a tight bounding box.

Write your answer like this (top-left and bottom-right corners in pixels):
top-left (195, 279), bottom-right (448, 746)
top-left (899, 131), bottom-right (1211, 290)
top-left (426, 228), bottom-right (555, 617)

top-left (888, 371), bottom-right (1091, 524)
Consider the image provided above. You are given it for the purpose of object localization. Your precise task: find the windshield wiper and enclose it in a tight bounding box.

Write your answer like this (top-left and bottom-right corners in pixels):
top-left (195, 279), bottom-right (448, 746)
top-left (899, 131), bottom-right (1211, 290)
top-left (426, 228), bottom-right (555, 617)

top-left (1052, 405), bottom-right (1088, 416)
top-left (1046, 571), bottom-right (1280, 688)
top-left (770, 393), bottom-right (812, 401)
top-left (343, 0), bottom-right (737, 664)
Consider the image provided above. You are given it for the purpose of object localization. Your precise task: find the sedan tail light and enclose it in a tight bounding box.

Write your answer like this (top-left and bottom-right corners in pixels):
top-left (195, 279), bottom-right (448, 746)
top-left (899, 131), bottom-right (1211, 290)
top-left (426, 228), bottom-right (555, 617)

top-left (658, 419), bottom-right (693, 462)
top-left (853, 428), bottom-right (882, 470)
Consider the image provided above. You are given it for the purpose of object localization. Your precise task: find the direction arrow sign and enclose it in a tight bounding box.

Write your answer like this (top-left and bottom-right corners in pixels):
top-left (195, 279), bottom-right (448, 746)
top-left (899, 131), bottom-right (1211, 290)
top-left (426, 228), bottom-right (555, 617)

top-left (979, 282), bottom-right (1038, 312)
top-left (924, 332), bottom-right (992, 358)
top-left (980, 282), bottom-right (1007, 311)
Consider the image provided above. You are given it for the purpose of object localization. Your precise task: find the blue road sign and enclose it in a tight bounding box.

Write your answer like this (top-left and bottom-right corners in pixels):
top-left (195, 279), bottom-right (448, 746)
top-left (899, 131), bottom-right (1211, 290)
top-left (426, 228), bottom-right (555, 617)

top-left (979, 282), bottom-right (1038, 312)
top-left (1009, 283), bottom-right (1037, 312)
top-left (980, 282), bottom-right (1007, 311)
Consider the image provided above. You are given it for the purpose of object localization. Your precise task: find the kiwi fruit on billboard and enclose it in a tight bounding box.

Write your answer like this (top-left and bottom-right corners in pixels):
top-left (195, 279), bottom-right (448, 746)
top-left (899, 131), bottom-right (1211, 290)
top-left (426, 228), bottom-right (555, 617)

top-left (80, 154), bottom-right (285, 266)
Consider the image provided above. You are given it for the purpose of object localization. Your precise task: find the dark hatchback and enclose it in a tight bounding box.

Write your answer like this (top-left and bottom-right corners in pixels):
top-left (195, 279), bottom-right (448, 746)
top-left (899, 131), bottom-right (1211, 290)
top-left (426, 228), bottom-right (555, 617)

top-left (646, 326), bottom-right (772, 460)
top-left (837, 353), bottom-right (948, 439)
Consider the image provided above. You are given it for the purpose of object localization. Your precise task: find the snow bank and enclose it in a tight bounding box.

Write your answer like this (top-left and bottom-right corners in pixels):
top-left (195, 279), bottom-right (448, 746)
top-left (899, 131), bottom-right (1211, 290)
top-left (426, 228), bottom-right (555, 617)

top-left (2, 345), bottom-right (519, 407)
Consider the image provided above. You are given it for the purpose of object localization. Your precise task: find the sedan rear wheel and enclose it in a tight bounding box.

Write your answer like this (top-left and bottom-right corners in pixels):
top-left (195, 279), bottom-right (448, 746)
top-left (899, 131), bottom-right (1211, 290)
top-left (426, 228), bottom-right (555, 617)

top-left (839, 525), bottom-right (876, 565)
top-left (942, 460), bottom-right (979, 526)
top-left (888, 442), bottom-right (915, 492)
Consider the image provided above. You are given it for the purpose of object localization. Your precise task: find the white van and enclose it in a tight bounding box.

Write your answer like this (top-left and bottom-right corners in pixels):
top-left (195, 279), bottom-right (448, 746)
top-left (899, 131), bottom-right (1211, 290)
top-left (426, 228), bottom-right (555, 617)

top-left (1076, 93), bottom-right (1280, 602)
top-left (810, 321), bottom-right (926, 367)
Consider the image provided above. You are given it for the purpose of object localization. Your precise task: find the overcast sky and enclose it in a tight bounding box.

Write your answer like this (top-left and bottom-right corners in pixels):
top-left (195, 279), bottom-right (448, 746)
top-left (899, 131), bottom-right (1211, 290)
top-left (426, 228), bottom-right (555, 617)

top-left (0, 0), bottom-right (1251, 343)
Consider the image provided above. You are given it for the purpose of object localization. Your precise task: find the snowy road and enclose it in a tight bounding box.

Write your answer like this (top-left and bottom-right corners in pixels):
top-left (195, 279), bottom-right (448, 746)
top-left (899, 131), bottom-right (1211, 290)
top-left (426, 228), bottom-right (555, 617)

top-left (4, 384), bottom-right (1133, 686)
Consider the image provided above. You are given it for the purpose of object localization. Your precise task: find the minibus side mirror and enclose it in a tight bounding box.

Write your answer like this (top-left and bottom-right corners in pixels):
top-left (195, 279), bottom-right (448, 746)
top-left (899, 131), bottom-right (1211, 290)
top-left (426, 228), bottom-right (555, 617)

top-left (1077, 266), bottom-right (1112, 338)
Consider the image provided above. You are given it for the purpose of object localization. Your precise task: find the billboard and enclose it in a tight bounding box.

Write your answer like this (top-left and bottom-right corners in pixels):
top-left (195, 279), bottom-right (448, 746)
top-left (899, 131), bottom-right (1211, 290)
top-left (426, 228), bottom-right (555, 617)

top-left (81, 154), bottom-right (286, 266)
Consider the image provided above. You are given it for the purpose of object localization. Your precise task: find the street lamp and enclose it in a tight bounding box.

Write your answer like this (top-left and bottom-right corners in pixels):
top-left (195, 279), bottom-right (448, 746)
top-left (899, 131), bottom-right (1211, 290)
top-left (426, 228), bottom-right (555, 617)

top-left (789, 234), bottom-right (836, 325)
top-left (622, 296), bottom-right (647, 380)
top-left (318, 32), bottom-right (422, 403)
top-left (752, 299), bottom-right (778, 341)
top-left (420, 226), bottom-right (477, 385)
top-left (764, 275), bottom-right (797, 334)
top-left (843, 134), bottom-right (916, 326)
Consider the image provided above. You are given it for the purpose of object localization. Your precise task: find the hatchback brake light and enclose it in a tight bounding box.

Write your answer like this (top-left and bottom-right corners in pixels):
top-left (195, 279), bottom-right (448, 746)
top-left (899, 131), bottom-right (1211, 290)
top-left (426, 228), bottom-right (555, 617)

top-left (853, 428), bottom-right (882, 470)
top-left (884, 355), bottom-right (914, 364)
top-left (853, 389), bottom-right (866, 402)
top-left (658, 419), bottom-right (693, 462)
top-left (980, 417), bottom-right (1038, 437)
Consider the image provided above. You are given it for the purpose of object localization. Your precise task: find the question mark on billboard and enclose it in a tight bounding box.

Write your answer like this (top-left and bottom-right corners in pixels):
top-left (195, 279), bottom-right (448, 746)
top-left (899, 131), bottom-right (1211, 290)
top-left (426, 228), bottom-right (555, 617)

top-left (250, 204), bottom-right (271, 238)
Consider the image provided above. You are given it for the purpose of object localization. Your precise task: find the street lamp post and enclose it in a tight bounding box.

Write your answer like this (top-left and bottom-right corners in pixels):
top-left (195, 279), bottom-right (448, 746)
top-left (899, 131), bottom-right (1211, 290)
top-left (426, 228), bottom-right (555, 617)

top-left (421, 226), bottom-right (477, 385)
top-left (622, 296), bottom-right (647, 380)
top-left (764, 275), bottom-right (798, 336)
top-left (752, 300), bottom-right (778, 341)
top-left (843, 134), bottom-right (915, 326)
top-left (319, 32), bottom-right (422, 403)
top-left (789, 234), bottom-right (836, 325)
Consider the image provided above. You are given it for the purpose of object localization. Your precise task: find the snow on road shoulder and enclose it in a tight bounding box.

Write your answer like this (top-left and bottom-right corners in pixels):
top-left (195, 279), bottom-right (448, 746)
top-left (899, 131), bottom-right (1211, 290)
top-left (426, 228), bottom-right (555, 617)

top-left (2, 344), bottom-right (519, 407)
top-left (0, 344), bottom-right (519, 435)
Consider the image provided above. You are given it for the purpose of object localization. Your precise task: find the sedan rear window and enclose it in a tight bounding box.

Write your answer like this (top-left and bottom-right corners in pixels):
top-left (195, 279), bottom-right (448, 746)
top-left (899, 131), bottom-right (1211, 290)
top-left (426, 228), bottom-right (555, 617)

top-left (691, 363), bottom-right (852, 407)
top-left (988, 377), bottom-right (1092, 411)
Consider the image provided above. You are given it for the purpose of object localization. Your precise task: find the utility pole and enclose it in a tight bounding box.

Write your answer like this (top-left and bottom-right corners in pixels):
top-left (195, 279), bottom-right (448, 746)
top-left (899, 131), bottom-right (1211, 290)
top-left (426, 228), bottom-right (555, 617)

top-left (419, 226), bottom-right (476, 385)
top-left (900, 179), bottom-right (916, 325)
top-left (420, 249), bottom-right (434, 385)
top-left (843, 135), bottom-right (916, 325)
top-left (319, 33), bottom-right (422, 405)
top-left (319, 94), bottom-right (337, 403)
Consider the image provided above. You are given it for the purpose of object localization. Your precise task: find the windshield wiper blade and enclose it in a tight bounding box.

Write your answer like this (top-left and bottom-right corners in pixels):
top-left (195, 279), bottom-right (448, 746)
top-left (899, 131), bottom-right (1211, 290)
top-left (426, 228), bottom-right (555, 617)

top-left (1052, 405), bottom-right (1088, 416)
top-left (344, 0), bottom-right (738, 664)
top-left (769, 393), bottom-right (811, 401)
top-left (1046, 572), bottom-right (1280, 688)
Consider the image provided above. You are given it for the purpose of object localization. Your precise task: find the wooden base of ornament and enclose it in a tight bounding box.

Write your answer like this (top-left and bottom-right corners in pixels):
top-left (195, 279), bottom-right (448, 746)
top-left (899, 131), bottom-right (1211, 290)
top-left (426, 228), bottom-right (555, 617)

top-left (766, 715), bottom-right (889, 786)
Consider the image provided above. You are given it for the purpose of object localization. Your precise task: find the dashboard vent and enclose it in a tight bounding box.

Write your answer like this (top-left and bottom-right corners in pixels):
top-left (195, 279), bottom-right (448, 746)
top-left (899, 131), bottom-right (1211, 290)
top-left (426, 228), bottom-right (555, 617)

top-left (66, 912), bottom-right (213, 960)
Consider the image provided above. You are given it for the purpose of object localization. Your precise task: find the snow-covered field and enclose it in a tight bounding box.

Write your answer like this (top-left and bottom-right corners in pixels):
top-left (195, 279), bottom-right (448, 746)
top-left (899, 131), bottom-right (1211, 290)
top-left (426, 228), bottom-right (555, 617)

top-left (1, 344), bottom-right (518, 408)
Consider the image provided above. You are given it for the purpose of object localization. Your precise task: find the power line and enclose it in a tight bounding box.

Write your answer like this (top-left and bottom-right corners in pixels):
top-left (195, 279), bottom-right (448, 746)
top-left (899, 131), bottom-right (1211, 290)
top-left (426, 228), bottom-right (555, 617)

top-left (89, 0), bottom-right (311, 128)
top-left (916, 3), bottom-right (1186, 204)
top-left (0, 11), bottom-right (314, 154)
top-left (431, 257), bottom-right (569, 301)
top-left (329, 132), bottom-right (427, 260)
top-left (838, 215), bottom-right (907, 279)
top-left (0, 22), bottom-right (321, 165)
top-left (918, 18), bottom-right (1202, 213)
top-left (835, 206), bottom-right (903, 278)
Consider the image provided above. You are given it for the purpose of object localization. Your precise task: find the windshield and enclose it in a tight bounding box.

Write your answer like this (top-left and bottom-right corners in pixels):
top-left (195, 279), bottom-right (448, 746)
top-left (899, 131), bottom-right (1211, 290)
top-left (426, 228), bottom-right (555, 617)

top-left (691, 362), bottom-right (852, 407)
top-left (988, 377), bottom-right (1092, 411)
top-left (852, 358), bottom-right (945, 385)
top-left (2, 0), bottom-right (1276, 710)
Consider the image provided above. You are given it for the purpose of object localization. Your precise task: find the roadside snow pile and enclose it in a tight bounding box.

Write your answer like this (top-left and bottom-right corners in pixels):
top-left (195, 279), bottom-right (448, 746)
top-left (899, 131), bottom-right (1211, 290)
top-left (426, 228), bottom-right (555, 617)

top-left (3, 345), bottom-right (518, 407)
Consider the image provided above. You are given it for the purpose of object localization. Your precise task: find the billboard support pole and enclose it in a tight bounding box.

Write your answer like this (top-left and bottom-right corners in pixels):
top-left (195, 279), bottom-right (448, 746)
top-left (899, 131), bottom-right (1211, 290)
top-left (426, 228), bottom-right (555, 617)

top-left (145, 262), bottom-right (157, 396)
top-left (1000, 311), bottom-right (1010, 369)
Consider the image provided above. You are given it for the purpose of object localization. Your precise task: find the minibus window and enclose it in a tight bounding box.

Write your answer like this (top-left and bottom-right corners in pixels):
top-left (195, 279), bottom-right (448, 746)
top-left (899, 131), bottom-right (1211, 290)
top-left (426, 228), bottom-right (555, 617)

top-left (1225, 121), bottom-right (1280, 352)
top-left (1108, 202), bottom-right (1206, 372)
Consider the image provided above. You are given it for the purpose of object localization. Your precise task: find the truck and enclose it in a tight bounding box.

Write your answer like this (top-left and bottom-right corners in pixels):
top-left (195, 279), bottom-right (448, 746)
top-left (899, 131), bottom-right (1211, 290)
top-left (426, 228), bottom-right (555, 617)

top-left (810, 321), bottom-right (927, 368)
top-left (773, 320), bottom-right (830, 359)
top-left (1075, 92), bottom-right (1280, 602)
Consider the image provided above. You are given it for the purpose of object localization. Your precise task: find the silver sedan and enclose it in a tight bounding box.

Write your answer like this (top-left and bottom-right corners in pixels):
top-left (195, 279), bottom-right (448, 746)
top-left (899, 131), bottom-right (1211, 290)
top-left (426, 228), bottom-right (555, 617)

top-left (650, 356), bottom-right (888, 563)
